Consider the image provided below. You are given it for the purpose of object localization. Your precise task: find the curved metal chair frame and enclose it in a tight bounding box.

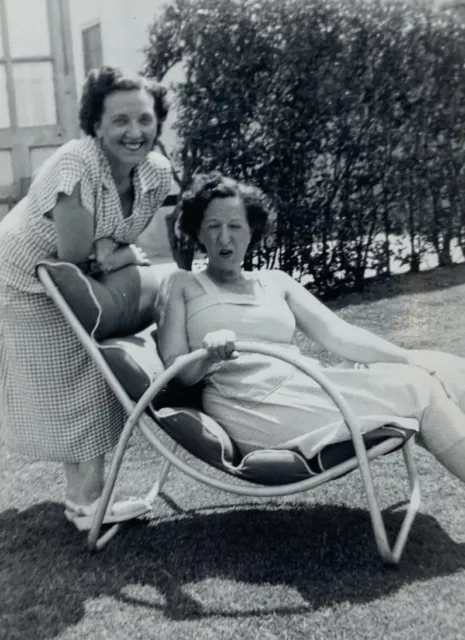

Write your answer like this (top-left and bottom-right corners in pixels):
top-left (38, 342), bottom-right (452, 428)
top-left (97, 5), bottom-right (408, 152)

top-left (37, 266), bottom-right (421, 564)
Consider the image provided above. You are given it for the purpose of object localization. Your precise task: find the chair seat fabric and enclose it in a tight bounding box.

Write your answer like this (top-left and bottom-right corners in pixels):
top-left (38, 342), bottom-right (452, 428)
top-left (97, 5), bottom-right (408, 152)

top-left (100, 331), bottom-right (413, 486)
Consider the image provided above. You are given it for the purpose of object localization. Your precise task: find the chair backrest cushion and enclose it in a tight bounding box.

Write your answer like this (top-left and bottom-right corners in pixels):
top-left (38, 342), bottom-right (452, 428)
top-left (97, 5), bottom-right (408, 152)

top-left (37, 259), bottom-right (161, 340)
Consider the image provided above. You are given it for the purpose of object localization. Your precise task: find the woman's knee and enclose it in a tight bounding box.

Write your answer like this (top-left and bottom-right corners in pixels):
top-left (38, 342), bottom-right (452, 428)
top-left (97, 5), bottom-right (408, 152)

top-left (432, 437), bottom-right (465, 483)
top-left (401, 365), bottom-right (436, 411)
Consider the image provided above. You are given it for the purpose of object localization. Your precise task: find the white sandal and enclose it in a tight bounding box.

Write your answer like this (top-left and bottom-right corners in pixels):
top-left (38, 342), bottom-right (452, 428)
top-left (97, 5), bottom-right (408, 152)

top-left (64, 495), bottom-right (150, 531)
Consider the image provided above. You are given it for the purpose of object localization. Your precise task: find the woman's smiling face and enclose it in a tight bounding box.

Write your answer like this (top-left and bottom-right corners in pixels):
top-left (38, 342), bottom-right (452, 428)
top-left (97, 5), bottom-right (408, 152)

top-left (94, 88), bottom-right (158, 170)
top-left (198, 196), bottom-right (252, 270)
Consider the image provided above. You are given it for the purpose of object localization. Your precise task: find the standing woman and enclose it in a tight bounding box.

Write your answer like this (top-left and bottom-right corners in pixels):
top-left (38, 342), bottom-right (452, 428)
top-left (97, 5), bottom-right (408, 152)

top-left (0, 65), bottom-right (172, 528)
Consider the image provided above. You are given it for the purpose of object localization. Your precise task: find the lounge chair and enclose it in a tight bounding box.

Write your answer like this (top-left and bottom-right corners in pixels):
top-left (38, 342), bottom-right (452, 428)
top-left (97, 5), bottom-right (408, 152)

top-left (36, 261), bottom-right (420, 564)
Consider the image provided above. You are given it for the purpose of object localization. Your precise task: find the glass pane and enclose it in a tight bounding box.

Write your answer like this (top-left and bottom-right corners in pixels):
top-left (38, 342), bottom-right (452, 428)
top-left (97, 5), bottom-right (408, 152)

top-left (82, 24), bottom-right (102, 75)
top-left (13, 62), bottom-right (57, 126)
top-left (0, 65), bottom-right (10, 127)
top-left (30, 146), bottom-right (58, 174)
top-left (0, 150), bottom-right (13, 187)
top-left (6, 0), bottom-right (51, 57)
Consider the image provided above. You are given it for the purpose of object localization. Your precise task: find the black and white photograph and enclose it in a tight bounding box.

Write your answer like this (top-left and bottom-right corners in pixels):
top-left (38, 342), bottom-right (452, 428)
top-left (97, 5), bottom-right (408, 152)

top-left (1, 0), bottom-right (465, 638)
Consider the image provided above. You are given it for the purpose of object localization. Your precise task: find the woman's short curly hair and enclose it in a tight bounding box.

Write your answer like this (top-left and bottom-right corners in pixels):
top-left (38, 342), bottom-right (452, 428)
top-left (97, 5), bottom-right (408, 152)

top-left (79, 65), bottom-right (169, 139)
top-left (179, 172), bottom-right (275, 249)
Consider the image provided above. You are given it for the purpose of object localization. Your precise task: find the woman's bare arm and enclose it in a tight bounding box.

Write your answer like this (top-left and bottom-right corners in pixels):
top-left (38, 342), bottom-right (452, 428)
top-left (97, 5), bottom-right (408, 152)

top-left (157, 270), bottom-right (218, 385)
top-left (51, 186), bottom-right (150, 272)
top-left (50, 183), bottom-right (94, 264)
top-left (274, 270), bottom-right (409, 365)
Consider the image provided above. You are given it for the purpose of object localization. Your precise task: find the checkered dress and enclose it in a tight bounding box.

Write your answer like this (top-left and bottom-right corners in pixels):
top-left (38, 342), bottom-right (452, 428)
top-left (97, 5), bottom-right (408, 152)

top-left (0, 136), bottom-right (172, 462)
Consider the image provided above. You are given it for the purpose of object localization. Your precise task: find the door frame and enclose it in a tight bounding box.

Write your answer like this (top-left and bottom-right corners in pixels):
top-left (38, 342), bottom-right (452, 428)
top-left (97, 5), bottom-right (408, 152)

top-left (0, 0), bottom-right (78, 206)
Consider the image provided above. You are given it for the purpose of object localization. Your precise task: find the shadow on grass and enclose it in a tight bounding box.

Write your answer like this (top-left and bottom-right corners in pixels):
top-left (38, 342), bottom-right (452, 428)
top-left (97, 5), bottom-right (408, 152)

top-left (1, 500), bottom-right (465, 637)
top-left (325, 262), bottom-right (465, 311)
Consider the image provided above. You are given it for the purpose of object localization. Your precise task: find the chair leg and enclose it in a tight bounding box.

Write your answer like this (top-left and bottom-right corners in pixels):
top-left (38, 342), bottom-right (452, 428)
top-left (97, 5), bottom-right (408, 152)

top-left (366, 440), bottom-right (420, 565)
top-left (87, 412), bottom-right (146, 551)
top-left (93, 523), bottom-right (122, 551)
top-left (390, 441), bottom-right (421, 563)
top-left (145, 442), bottom-right (178, 505)
top-left (87, 438), bottom-right (178, 552)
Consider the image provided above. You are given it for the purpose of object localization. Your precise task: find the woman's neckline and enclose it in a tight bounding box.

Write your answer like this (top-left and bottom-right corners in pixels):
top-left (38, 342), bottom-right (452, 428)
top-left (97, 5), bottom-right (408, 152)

top-left (93, 137), bottom-right (139, 219)
top-left (203, 268), bottom-right (259, 295)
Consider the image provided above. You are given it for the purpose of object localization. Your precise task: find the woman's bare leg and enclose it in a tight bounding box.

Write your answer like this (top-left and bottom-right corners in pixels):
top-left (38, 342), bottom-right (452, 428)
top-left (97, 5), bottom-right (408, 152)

top-left (412, 371), bottom-right (465, 483)
top-left (434, 439), bottom-right (465, 483)
top-left (64, 456), bottom-right (104, 505)
top-left (322, 361), bottom-right (465, 483)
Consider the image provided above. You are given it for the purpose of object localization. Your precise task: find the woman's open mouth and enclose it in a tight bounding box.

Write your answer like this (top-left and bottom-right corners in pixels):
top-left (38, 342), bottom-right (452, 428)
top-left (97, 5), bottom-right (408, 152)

top-left (121, 140), bottom-right (145, 152)
top-left (219, 249), bottom-right (233, 258)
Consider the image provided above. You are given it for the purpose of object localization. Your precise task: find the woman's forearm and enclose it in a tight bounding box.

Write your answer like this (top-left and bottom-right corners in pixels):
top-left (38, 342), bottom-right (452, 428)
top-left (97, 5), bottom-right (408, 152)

top-left (99, 244), bottom-right (131, 271)
top-left (333, 324), bottom-right (409, 365)
top-left (95, 244), bottom-right (140, 273)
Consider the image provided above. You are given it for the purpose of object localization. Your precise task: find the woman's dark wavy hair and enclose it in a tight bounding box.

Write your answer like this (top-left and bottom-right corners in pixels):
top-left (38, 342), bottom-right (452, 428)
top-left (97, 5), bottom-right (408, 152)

top-left (79, 65), bottom-right (169, 139)
top-left (179, 172), bottom-right (275, 250)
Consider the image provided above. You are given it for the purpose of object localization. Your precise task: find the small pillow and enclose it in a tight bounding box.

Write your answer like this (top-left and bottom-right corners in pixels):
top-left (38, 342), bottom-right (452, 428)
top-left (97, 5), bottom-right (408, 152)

top-left (100, 325), bottom-right (164, 402)
top-left (153, 406), bottom-right (239, 468)
top-left (235, 449), bottom-right (314, 485)
top-left (37, 259), bottom-right (161, 340)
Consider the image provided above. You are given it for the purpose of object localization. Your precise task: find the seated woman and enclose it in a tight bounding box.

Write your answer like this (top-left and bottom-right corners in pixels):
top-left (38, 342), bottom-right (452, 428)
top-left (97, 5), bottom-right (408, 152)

top-left (157, 172), bottom-right (465, 483)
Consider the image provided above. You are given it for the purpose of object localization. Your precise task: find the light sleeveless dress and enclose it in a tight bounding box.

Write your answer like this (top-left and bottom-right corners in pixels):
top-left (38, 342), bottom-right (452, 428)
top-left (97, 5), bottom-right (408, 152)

top-left (186, 270), bottom-right (465, 460)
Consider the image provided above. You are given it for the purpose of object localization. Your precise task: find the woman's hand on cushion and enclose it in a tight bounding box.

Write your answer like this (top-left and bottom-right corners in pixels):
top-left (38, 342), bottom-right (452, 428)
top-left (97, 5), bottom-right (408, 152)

top-left (202, 330), bottom-right (239, 362)
top-left (126, 244), bottom-right (151, 267)
top-left (99, 244), bottom-right (150, 273)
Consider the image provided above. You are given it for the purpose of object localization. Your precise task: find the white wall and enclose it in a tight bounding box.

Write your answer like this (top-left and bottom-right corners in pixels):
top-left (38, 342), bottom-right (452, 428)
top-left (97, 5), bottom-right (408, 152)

top-left (68, 0), bottom-right (180, 153)
top-left (69, 0), bottom-right (164, 89)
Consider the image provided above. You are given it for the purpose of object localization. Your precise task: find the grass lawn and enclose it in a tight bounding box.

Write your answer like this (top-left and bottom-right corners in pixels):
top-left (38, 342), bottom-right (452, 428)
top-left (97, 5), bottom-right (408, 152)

top-left (2, 265), bottom-right (465, 639)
